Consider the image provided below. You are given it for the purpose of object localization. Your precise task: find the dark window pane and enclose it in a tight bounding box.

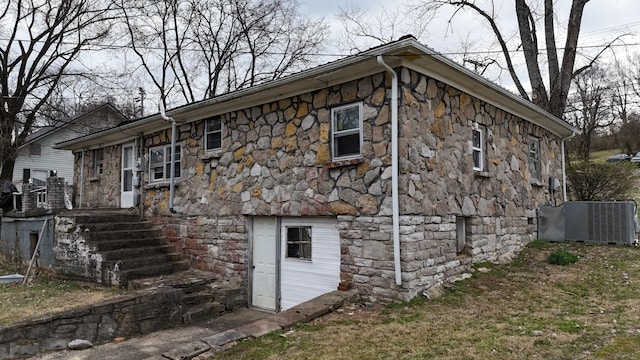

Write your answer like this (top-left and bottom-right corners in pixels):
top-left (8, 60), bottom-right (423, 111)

top-left (123, 169), bottom-right (133, 191)
top-left (473, 151), bottom-right (480, 169)
top-left (472, 130), bottom-right (480, 147)
top-left (335, 133), bottom-right (360, 157)
top-left (207, 133), bottom-right (221, 150)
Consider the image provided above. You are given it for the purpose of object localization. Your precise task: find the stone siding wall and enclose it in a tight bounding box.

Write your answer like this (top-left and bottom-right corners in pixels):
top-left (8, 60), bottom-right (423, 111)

top-left (75, 145), bottom-right (121, 209)
top-left (75, 67), bottom-right (564, 303)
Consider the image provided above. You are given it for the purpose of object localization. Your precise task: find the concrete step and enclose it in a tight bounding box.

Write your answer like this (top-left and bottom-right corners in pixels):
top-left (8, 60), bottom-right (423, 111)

top-left (182, 302), bottom-right (226, 324)
top-left (92, 237), bottom-right (167, 251)
top-left (182, 291), bottom-right (214, 305)
top-left (81, 221), bottom-right (155, 232)
top-left (108, 253), bottom-right (184, 270)
top-left (89, 229), bottom-right (161, 242)
top-left (119, 261), bottom-right (190, 283)
top-left (101, 244), bottom-right (179, 260)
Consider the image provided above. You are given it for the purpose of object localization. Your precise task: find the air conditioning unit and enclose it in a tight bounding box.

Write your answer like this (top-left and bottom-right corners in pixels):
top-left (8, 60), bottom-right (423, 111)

top-left (564, 201), bottom-right (637, 245)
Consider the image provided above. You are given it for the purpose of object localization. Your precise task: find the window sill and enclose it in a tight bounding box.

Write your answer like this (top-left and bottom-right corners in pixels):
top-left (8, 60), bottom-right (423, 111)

top-left (473, 170), bottom-right (492, 179)
top-left (202, 151), bottom-right (224, 161)
top-left (322, 157), bottom-right (364, 169)
top-left (530, 180), bottom-right (545, 188)
top-left (144, 181), bottom-right (181, 190)
top-left (88, 176), bottom-right (100, 182)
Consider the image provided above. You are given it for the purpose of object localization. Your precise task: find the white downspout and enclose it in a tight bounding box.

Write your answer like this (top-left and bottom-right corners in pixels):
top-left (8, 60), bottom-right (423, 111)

top-left (79, 149), bottom-right (85, 209)
top-left (159, 101), bottom-right (177, 213)
top-left (561, 132), bottom-right (576, 202)
top-left (377, 55), bottom-right (401, 286)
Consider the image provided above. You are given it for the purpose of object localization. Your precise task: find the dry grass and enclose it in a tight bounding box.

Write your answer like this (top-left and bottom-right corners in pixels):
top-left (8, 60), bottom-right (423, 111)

top-left (0, 263), bottom-right (128, 326)
top-left (216, 241), bottom-right (640, 360)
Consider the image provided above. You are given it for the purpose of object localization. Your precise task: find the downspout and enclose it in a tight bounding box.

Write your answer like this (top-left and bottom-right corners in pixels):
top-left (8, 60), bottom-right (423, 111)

top-left (377, 55), bottom-right (401, 286)
top-left (159, 102), bottom-right (177, 214)
top-left (79, 149), bottom-right (85, 209)
top-left (561, 132), bottom-right (576, 202)
top-left (138, 132), bottom-right (145, 221)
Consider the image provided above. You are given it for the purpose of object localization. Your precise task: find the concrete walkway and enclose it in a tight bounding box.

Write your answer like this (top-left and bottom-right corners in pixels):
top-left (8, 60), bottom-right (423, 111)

top-left (35, 290), bottom-right (357, 360)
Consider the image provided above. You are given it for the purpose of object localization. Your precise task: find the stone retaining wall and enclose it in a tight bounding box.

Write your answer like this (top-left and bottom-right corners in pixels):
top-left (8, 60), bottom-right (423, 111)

top-left (0, 288), bottom-right (183, 359)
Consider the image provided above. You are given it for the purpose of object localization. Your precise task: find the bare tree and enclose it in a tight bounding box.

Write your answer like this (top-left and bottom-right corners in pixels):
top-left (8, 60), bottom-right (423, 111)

top-left (409, 0), bottom-right (620, 118)
top-left (565, 66), bottom-right (614, 160)
top-left (0, 0), bottom-right (116, 181)
top-left (337, 3), bottom-right (432, 54)
top-left (117, 0), bottom-right (328, 109)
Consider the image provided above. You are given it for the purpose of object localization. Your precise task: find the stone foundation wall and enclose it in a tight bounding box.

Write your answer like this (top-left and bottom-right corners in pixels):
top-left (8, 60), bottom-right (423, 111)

top-left (150, 215), bottom-right (248, 289)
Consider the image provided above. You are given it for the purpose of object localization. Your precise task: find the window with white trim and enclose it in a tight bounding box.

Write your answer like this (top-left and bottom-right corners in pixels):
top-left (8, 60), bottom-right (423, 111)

top-left (94, 149), bottom-right (103, 176)
top-left (331, 103), bottom-right (363, 160)
top-left (205, 116), bottom-right (222, 151)
top-left (528, 136), bottom-right (541, 181)
top-left (286, 226), bottom-right (312, 261)
top-left (149, 145), bottom-right (181, 182)
top-left (472, 125), bottom-right (485, 171)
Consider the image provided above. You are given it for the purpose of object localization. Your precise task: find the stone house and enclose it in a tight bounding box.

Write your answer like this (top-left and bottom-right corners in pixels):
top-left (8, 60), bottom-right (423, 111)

top-left (56, 37), bottom-right (578, 312)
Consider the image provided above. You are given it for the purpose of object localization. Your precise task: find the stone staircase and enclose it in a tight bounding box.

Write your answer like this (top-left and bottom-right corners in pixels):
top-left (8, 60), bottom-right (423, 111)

top-left (54, 209), bottom-right (189, 287)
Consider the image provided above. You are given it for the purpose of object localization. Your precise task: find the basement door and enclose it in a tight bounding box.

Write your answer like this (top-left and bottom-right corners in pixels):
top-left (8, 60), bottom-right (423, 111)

top-left (120, 142), bottom-right (135, 208)
top-left (251, 217), bottom-right (340, 312)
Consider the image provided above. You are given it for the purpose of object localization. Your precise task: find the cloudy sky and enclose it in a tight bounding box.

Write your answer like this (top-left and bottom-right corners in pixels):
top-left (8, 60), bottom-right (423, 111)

top-left (298, 0), bottom-right (640, 91)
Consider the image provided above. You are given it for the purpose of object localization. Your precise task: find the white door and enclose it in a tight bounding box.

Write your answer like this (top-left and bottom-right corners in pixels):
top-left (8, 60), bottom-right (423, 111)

top-left (280, 217), bottom-right (340, 311)
top-left (120, 143), bottom-right (135, 208)
top-left (251, 217), bottom-right (278, 311)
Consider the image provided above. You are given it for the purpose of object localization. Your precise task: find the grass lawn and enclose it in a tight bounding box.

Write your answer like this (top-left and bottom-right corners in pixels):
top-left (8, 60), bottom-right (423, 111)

top-left (0, 262), bottom-right (128, 326)
top-left (214, 241), bottom-right (640, 360)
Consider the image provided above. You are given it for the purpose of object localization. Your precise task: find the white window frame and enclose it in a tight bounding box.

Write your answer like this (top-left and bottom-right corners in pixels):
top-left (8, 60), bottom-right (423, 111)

top-left (528, 136), bottom-right (541, 181)
top-left (94, 148), bottom-right (104, 176)
top-left (331, 102), bottom-right (363, 160)
top-left (472, 125), bottom-right (485, 171)
top-left (205, 116), bottom-right (223, 152)
top-left (149, 145), bottom-right (181, 183)
top-left (285, 226), bottom-right (312, 261)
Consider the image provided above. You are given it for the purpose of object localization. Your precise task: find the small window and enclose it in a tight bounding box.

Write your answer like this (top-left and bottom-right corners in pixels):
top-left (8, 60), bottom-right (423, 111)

top-left (472, 125), bottom-right (485, 171)
top-left (286, 226), bottom-right (312, 261)
top-left (94, 149), bottom-right (104, 176)
top-left (205, 116), bottom-right (222, 151)
top-left (331, 103), bottom-right (363, 160)
top-left (528, 136), bottom-right (541, 181)
top-left (149, 145), bottom-right (181, 182)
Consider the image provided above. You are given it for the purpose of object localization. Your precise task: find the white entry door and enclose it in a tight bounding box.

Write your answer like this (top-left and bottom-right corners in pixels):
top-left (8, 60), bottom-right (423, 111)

top-left (120, 143), bottom-right (135, 208)
top-left (251, 217), bottom-right (278, 311)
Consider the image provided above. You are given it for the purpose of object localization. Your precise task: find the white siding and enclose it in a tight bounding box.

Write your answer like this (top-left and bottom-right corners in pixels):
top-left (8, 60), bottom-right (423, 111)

top-left (12, 127), bottom-right (78, 192)
top-left (280, 217), bottom-right (340, 311)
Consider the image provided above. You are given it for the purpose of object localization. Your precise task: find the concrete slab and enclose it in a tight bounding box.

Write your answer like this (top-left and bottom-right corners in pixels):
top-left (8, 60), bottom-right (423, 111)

top-left (201, 329), bottom-right (247, 347)
top-left (161, 341), bottom-right (210, 360)
top-left (236, 319), bottom-right (282, 338)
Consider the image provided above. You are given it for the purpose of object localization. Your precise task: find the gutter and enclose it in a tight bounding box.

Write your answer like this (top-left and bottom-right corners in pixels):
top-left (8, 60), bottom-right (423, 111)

top-left (159, 102), bottom-right (177, 214)
top-left (561, 131), bottom-right (576, 202)
top-left (377, 55), bottom-right (402, 286)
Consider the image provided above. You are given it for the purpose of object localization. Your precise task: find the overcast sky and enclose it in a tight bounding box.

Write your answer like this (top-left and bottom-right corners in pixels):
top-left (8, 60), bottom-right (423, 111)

top-left (298, 0), bottom-right (640, 91)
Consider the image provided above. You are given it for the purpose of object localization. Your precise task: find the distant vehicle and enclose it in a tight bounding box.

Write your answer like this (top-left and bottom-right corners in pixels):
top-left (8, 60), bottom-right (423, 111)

top-left (631, 152), bottom-right (640, 166)
top-left (606, 153), bottom-right (632, 163)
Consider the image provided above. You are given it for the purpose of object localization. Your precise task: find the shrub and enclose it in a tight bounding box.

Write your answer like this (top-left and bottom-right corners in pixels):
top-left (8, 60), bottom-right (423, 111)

top-left (566, 161), bottom-right (637, 201)
top-left (548, 249), bottom-right (579, 265)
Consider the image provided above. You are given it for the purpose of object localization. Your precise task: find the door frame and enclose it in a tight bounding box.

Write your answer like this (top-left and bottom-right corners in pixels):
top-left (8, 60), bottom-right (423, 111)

top-left (120, 142), bottom-right (136, 208)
